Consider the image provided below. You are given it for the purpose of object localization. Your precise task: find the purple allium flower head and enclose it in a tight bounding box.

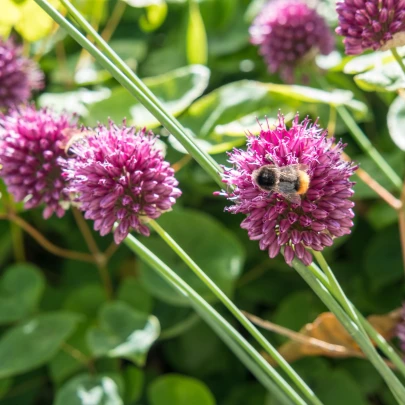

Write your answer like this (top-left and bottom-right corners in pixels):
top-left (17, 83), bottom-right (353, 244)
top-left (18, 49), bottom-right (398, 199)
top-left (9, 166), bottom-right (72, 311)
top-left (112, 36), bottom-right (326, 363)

top-left (336, 0), bottom-right (405, 55)
top-left (250, 0), bottom-right (335, 82)
top-left (0, 37), bottom-right (44, 109)
top-left (218, 113), bottom-right (357, 266)
top-left (0, 106), bottom-right (75, 219)
top-left (63, 122), bottom-right (182, 244)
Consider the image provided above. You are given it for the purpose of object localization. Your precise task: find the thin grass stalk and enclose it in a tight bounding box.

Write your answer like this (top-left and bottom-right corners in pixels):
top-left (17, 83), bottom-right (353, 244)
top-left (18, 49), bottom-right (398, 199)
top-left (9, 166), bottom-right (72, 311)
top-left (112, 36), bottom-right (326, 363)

top-left (123, 233), bottom-right (308, 405)
top-left (149, 220), bottom-right (323, 405)
top-left (305, 260), bottom-right (405, 379)
top-left (34, 0), bottom-right (222, 187)
top-left (291, 257), bottom-right (405, 403)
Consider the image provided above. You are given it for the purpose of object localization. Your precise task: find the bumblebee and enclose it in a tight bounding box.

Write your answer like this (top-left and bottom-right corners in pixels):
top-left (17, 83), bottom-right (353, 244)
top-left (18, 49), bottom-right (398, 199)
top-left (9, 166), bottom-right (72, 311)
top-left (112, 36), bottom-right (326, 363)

top-left (252, 158), bottom-right (310, 205)
top-left (61, 128), bottom-right (94, 157)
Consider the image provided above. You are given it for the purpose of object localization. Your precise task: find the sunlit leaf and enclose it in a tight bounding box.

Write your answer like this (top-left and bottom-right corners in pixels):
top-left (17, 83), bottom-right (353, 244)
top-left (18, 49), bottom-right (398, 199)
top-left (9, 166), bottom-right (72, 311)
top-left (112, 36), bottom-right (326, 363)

top-left (86, 65), bottom-right (210, 127)
top-left (54, 373), bottom-right (124, 405)
top-left (139, 3), bottom-right (168, 32)
top-left (148, 374), bottom-right (215, 405)
top-left (187, 0), bottom-right (208, 65)
top-left (387, 96), bottom-right (405, 150)
top-left (87, 301), bottom-right (160, 366)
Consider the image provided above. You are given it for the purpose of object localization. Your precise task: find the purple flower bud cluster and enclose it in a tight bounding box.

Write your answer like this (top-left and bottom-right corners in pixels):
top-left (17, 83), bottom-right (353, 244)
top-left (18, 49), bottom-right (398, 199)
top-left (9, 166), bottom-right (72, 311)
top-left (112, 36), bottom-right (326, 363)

top-left (0, 106), bottom-right (74, 219)
top-left (336, 0), bottom-right (405, 54)
top-left (63, 123), bottom-right (181, 244)
top-left (0, 38), bottom-right (44, 109)
top-left (250, 0), bottom-right (334, 82)
top-left (219, 113), bottom-right (357, 266)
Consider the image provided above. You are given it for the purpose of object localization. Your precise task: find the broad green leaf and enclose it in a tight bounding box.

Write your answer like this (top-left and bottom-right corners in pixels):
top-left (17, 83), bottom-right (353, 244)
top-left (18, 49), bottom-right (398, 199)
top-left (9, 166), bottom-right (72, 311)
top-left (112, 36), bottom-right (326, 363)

top-left (315, 369), bottom-right (368, 405)
top-left (0, 378), bottom-right (12, 400)
top-left (387, 96), bottom-right (405, 150)
top-left (139, 208), bottom-right (245, 306)
top-left (354, 62), bottom-right (405, 92)
top-left (38, 88), bottom-right (111, 116)
top-left (139, 3), bottom-right (168, 32)
top-left (63, 284), bottom-right (107, 318)
top-left (13, 0), bottom-right (60, 42)
top-left (366, 201), bottom-right (398, 230)
top-left (54, 373), bottom-right (123, 405)
top-left (117, 278), bottom-right (153, 314)
top-left (0, 312), bottom-right (81, 378)
top-left (87, 301), bottom-right (160, 366)
top-left (123, 366), bottom-right (144, 403)
top-left (0, 263), bottom-right (45, 325)
top-left (148, 374), bottom-right (215, 405)
top-left (86, 65), bottom-right (210, 128)
top-left (187, 1), bottom-right (208, 65)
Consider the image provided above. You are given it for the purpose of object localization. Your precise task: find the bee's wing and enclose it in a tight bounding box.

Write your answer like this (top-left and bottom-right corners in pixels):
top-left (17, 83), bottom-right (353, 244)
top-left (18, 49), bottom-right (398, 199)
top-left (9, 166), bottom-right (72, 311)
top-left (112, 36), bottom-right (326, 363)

top-left (277, 191), bottom-right (302, 205)
top-left (288, 163), bottom-right (309, 172)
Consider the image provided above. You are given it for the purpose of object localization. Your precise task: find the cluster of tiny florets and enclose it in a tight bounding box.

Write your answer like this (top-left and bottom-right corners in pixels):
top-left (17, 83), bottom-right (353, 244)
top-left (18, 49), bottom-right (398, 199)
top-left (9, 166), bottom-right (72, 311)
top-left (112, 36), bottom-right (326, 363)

top-left (219, 113), bottom-right (357, 266)
top-left (336, 0), bottom-right (405, 55)
top-left (63, 123), bottom-right (182, 244)
top-left (250, 0), bottom-right (335, 82)
top-left (0, 106), bottom-right (74, 219)
top-left (0, 37), bottom-right (44, 109)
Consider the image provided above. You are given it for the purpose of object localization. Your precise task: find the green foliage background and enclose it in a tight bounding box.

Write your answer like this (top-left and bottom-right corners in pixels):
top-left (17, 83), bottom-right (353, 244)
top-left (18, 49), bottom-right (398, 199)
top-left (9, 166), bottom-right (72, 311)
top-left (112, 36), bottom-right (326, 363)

top-left (0, 0), bottom-right (404, 404)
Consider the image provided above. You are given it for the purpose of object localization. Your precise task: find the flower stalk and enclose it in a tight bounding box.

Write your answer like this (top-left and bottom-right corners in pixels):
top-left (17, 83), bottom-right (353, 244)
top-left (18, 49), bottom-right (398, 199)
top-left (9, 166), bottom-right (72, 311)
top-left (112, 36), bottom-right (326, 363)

top-left (149, 220), bottom-right (323, 405)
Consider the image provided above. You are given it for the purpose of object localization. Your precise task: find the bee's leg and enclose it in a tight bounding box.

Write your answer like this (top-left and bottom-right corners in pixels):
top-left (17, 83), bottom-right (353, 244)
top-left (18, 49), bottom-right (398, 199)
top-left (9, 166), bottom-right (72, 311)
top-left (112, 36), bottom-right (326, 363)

top-left (265, 154), bottom-right (278, 166)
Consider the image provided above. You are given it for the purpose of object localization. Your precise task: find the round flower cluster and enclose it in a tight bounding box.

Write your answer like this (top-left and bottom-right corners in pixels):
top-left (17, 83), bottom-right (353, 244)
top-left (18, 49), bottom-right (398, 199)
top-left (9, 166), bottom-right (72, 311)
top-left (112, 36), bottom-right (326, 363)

top-left (219, 113), bottom-right (357, 266)
top-left (63, 123), bottom-right (182, 244)
top-left (0, 37), bottom-right (44, 109)
top-left (0, 106), bottom-right (74, 219)
top-left (250, 0), bottom-right (334, 82)
top-left (336, 0), bottom-right (405, 55)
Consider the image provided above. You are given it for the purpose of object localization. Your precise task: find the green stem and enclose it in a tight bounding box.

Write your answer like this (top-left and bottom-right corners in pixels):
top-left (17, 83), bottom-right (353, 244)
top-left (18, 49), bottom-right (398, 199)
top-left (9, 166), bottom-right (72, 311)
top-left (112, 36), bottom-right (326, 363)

top-left (306, 260), bottom-right (405, 380)
top-left (150, 220), bottom-right (323, 405)
top-left (123, 233), bottom-right (307, 405)
top-left (291, 257), bottom-right (405, 403)
top-left (391, 48), bottom-right (405, 77)
top-left (38, 0), bottom-right (222, 187)
top-left (336, 106), bottom-right (402, 191)
top-left (10, 221), bottom-right (25, 262)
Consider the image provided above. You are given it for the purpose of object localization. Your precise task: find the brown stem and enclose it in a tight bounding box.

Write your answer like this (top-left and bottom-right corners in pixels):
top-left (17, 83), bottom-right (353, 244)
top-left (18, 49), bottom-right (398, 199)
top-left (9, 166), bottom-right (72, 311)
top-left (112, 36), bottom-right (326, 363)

top-left (0, 213), bottom-right (95, 263)
top-left (342, 152), bottom-right (402, 210)
top-left (100, 1), bottom-right (127, 42)
top-left (172, 155), bottom-right (192, 173)
top-left (72, 208), bottom-right (113, 299)
top-left (61, 343), bottom-right (96, 373)
top-left (399, 181), bottom-right (405, 274)
top-left (104, 240), bottom-right (119, 261)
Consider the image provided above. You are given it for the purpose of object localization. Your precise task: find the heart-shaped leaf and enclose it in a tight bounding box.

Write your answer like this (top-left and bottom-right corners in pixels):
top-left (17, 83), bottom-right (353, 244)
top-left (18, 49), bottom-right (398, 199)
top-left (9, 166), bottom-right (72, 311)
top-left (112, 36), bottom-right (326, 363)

top-left (87, 301), bottom-right (160, 366)
top-left (0, 263), bottom-right (45, 325)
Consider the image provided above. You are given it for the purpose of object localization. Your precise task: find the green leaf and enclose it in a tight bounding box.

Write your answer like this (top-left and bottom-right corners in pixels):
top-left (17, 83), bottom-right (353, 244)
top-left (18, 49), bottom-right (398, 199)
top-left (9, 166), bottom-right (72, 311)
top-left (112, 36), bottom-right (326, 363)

top-left (139, 208), bottom-right (245, 306)
top-left (86, 65), bottom-right (210, 128)
top-left (315, 369), bottom-right (368, 405)
top-left (139, 3), bottom-right (168, 32)
top-left (87, 301), bottom-right (160, 366)
top-left (0, 263), bottom-right (45, 325)
top-left (174, 80), bottom-right (366, 154)
top-left (387, 96), bottom-right (405, 150)
top-left (117, 278), bottom-right (153, 314)
top-left (354, 62), bottom-right (405, 92)
top-left (63, 284), bottom-right (107, 318)
top-left (123, 366), bottom-right (144, 403)
top-left (38, 88), bottom-right (111, 117)
top-left (54, 373), bottom-right (124, 405)
top-left (148, 374), bottom-right (215, 405)
top-left (364, 226), bottom-right (402, 292)
top-left (0, 312), bottom-right (81, 378)
top-left (366, 201), bottom-right (398, 230)
top-left (187, 1), bottom-right (208, 65)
